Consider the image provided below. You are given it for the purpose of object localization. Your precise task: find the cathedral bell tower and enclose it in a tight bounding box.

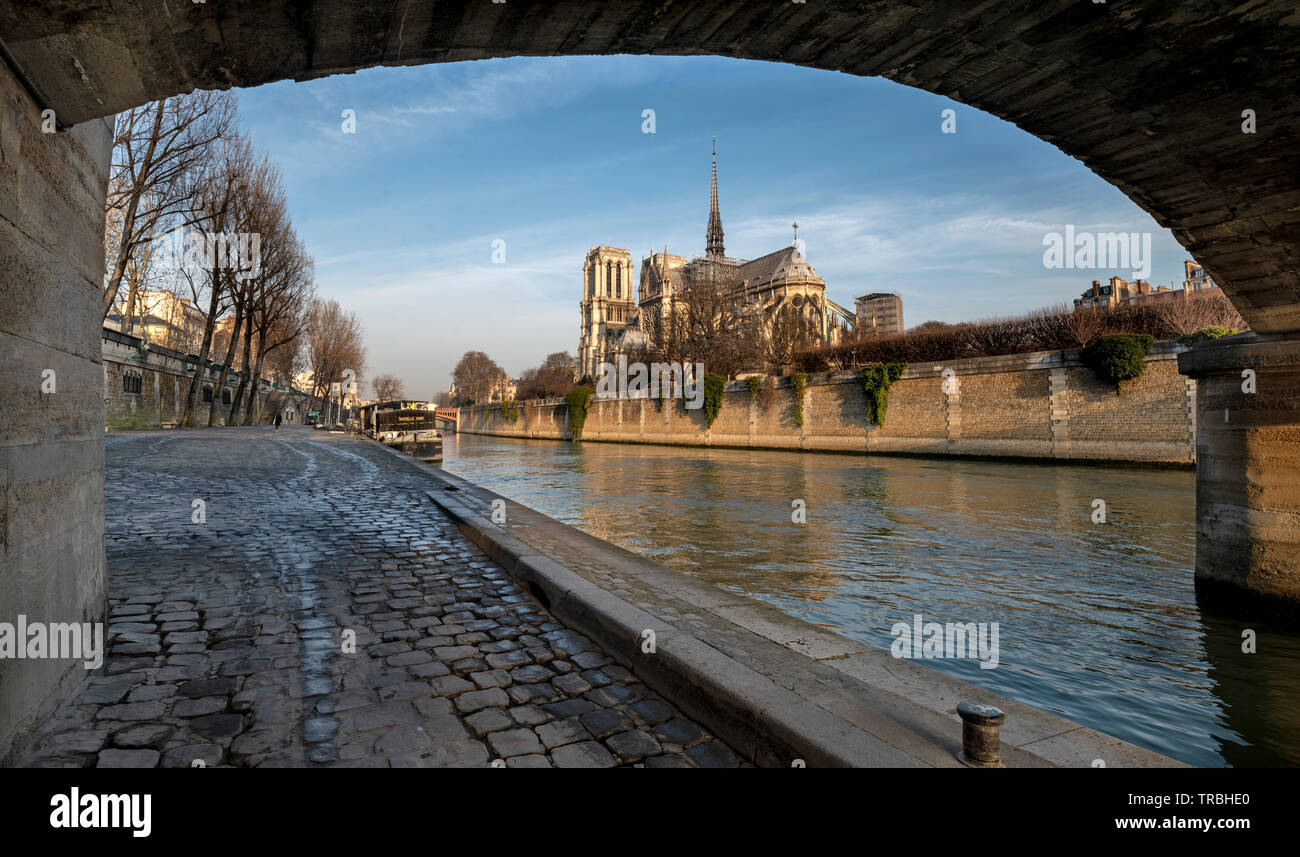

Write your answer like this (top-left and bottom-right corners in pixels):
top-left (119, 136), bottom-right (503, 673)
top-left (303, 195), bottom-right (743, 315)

top-left (578, 246), bottom-right (635, 381)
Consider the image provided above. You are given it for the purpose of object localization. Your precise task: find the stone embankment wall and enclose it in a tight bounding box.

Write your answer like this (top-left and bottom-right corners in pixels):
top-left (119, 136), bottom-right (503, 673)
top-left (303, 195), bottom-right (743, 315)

top-left (458, 343), bottom-right (1197, 466)
top-left (102, 331), bottom-right (312, 428)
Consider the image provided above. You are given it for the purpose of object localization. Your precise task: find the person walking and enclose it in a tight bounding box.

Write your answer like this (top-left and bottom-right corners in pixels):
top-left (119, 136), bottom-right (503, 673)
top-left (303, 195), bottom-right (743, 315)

top-left (274, 411), bottom-right (283, 430)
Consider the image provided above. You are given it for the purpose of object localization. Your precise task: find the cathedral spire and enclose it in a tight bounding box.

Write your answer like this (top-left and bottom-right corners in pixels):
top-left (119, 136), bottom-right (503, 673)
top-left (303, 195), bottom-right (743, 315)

top-left (706, 137), bottom-right (725, 258)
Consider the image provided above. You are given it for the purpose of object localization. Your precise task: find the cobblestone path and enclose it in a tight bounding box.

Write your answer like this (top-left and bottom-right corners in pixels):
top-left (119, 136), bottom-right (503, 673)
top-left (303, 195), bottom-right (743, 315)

top-left (22, 427), bottom-right (739, 768)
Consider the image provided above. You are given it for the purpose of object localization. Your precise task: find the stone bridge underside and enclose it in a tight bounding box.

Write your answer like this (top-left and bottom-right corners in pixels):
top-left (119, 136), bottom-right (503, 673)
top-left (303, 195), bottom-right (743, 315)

top-left (3, 0), bottom-right (1298, 331)
top-left (1, 0), bottom-right (1298, 764)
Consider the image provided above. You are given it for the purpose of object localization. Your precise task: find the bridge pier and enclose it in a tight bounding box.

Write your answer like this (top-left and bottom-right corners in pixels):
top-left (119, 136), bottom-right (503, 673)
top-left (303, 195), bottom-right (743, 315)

top-left (1180, 334), bottom-right (1300, 617)
top-left (0, 58), bottom-right (112, 762)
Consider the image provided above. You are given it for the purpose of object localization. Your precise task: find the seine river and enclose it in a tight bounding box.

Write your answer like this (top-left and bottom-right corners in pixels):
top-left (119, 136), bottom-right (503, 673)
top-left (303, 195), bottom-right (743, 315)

top-left (440, 432), bottom-right (1300, 767)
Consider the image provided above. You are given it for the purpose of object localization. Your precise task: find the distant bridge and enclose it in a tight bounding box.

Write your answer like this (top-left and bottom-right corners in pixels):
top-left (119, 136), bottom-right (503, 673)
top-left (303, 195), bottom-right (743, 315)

top-left (434, 408), bottom-right (458, 431)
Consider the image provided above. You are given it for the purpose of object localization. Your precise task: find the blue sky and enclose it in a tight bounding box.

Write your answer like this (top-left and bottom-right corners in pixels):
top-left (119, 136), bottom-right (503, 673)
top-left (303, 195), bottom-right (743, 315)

top-left (234, 55), bottom-right (1192, 399)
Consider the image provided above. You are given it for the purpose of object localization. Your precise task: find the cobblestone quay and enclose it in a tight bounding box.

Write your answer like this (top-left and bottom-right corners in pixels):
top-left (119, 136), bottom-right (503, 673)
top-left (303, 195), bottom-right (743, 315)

top-left (21, 427), bottom-right (738, 768)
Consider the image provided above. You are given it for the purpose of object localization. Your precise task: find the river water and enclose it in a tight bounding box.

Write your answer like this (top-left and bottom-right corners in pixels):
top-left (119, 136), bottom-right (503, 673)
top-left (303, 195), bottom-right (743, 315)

top-left (440, 432), bottom-right (1300, 767)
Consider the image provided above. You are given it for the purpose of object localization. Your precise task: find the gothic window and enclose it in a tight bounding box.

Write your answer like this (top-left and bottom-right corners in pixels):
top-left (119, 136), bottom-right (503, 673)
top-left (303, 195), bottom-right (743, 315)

top-left (606, 262), bottom-right (612, 296)
top-left (123, 370), bottom-right (143, 395)
top-left (222, 388), bottom-right (232, 405)
top-left (616, 265), bottom-right (622, 298)
top-left (202, 385), bottom-right (213, 403)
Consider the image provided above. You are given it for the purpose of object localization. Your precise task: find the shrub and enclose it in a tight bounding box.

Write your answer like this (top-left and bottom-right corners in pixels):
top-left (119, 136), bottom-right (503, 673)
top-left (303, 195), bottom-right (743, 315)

top-left (566, 386), bottom-right (596, 439)
top-left (791, 372), bottom-right (807, 428)
top-left (703, 373), bottom-right (727, 428)
top-left (860, 363), bottom-right (906, 425)
top-left (1083, 334), bottom-right (1155, 394)
top-left (745, 375), bottom-right (762, 401)
top-left (1177, 326), bottom-right (1237, 348)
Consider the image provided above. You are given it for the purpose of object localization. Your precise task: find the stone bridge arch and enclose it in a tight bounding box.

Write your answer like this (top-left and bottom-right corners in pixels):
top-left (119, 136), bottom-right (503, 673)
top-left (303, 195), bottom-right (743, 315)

top-left (1, 0), bottom-right (1297, 761)
top-left (4, 0), bottom-right (1298, 331)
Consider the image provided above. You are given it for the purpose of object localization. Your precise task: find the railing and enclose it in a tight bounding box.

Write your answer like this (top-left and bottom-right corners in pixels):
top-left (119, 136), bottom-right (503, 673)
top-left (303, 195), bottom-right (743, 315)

top-left (101, 327), bottom-right (143, 349)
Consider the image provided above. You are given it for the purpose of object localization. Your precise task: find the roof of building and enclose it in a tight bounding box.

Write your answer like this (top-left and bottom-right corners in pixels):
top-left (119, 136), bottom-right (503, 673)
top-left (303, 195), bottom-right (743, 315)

top-left (732, 245), bottom-right (823, 288)
top-left (616, 325), bottom-right (652, 351)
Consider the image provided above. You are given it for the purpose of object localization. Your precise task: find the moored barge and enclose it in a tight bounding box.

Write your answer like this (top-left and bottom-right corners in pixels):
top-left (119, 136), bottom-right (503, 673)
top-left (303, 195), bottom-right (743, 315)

top-left (359, 400), bottom-right (443, 463)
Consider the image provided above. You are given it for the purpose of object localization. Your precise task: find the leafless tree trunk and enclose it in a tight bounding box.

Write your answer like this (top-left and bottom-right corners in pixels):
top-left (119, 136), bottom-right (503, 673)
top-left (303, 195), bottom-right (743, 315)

top-left (181, 134), bottom-right (254, 427)
top-left (208, 307), bottom-right (243, 426)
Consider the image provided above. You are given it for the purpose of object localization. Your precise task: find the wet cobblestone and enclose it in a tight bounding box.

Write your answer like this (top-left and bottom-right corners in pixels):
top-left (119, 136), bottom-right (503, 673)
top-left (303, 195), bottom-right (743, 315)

top-left (21, 427), bottom-right (738, 768)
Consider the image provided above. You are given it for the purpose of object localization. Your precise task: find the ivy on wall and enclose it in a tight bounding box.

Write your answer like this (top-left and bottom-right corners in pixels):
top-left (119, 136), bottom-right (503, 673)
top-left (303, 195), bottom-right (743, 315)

top-left (703, 373), bottom-right (726, 428)
top-left (567, 386), bottom-right (596, 439)
top-left (745, 376), bottom-right (762, 402)
top-left (1083, 334), bottom-right (1155, 394)
top-left (791, 372), bottom-right (807, 428)
top-left (860, 363), bottom-right (906, 425)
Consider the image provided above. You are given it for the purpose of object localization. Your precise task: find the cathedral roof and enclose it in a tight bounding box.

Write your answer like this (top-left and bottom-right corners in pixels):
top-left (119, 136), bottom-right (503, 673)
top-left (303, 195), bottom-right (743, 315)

top-left (732, 245), bottom-right (823, 288)
top-left (617, 325), bottom-right (652, 351)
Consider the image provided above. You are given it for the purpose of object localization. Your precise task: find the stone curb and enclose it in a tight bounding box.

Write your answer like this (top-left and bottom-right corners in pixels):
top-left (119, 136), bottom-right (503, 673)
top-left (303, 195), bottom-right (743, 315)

top-left (425, 483), bottom-right (865, 767)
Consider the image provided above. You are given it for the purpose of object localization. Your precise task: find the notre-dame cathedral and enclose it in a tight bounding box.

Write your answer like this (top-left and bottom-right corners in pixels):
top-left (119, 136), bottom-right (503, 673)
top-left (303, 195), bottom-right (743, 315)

top-left (578, 146), bottom-right (856, 380)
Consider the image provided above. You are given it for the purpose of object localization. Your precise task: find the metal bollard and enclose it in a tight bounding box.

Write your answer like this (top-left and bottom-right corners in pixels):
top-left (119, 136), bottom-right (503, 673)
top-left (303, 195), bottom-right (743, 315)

top-left (957, 700), bottom-right (1005, 768)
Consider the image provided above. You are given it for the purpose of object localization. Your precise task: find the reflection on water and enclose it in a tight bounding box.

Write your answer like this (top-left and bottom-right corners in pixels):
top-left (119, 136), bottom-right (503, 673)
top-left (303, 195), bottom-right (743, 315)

top-left (440, 433), bottom-right (1300, 767)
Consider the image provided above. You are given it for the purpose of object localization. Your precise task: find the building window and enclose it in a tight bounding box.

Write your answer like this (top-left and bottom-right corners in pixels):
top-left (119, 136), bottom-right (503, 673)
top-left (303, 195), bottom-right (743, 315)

top-left (222, 388), bottom-right (232, 405)
top-left (202, 385), bottom-right (213, 403)
top-left (606, 262), bottom-right (612, 296)
top-left (123, 370), bottom-right (143, 395)
top-left (616, 265), bottom-right (622, 298)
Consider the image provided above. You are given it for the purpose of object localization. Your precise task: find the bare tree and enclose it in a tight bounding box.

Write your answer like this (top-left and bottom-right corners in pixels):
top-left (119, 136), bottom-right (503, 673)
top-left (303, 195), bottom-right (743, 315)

top-left (103, 203), bottom-right (164, 334)
top-left (451, 351), bottom-right (506, 406)
top-left (1062, 304), bottom-right (1110, 347)
top-left (763, 302), bottom-right (819, 369)
top-left (180, 132), bottom-right (256, 427)
top-left (239, 259), bottom-right (312, 424)
top-left (224, 156), bottom-right (315, 425)
top-left (516, 352), bottom-right (577, 400)
top-left (371, 374), bottom-right (405, 402)
top-left (1157, 291), bottom-right (1248, 337)
top-left (303, 298), bottom-right (367, 416)
top-left (653, 261), bottom-right (765, 378)
top-left (103, 91), bottom-right (236, 324)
